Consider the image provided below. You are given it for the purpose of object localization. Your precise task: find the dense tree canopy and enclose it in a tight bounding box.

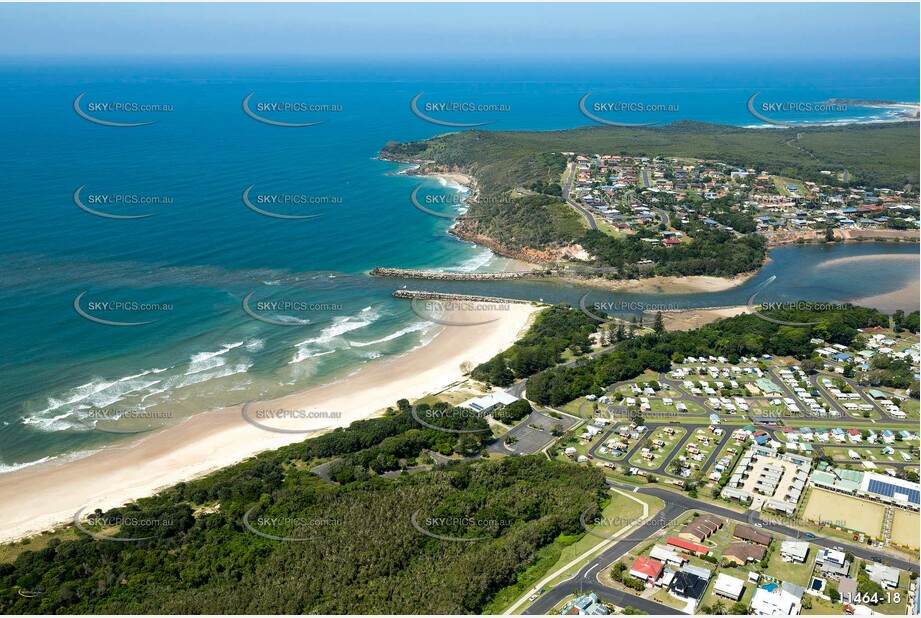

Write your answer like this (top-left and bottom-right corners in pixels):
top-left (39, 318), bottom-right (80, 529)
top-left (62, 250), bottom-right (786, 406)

top-left (527, 305), bottom-right (888, 405)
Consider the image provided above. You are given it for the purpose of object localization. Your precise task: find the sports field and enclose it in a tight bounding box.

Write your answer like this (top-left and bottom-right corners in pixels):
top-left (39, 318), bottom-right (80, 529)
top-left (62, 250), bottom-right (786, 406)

top-left (801, 489), bottom-right (885, 536)
top-left (891, 509), bottom-right (920, 549)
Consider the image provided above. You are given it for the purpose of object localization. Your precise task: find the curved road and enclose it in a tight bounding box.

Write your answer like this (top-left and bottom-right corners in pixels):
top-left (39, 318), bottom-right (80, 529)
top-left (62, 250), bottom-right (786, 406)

top-left (614, 482), bottom-right (919, 573)
top-left (523, 502), bottom-right (688, 615)
top-left (526, 482), bottom-right (919, 615)
top-left (562, 163), bottom-right (598, 230)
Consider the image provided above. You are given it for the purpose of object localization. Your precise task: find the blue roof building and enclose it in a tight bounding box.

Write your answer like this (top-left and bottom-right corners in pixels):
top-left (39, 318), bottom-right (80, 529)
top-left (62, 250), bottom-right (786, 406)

top-left (561, 593), bottom-right (610, 616)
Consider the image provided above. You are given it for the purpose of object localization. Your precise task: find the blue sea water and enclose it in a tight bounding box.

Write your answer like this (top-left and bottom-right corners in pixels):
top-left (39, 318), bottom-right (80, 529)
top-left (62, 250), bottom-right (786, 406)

top-left (0, 58), bottom-right (918, 470)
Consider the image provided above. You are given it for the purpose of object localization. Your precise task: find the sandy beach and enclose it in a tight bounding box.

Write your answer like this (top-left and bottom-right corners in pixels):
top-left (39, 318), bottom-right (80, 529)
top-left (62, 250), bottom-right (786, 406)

top-left (816, 253), bottom-right (920, 314)
top-left (0, 303), bottom-right (540, 544)
top-left (814, 252), bottom-right (919, 270)
top-left (432, 171), bottom-right (475, 187)
top-left (578, 272), bottom-right (757, 294)
top-left (659, 306), bottom-right (753, 331)
top-left (855, 279), bottom-right (921, 314)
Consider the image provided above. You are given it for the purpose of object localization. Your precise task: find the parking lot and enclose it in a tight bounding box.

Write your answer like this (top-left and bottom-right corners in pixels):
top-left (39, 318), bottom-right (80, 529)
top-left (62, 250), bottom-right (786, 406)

top-left (487, 409), bottom-right (579, 456)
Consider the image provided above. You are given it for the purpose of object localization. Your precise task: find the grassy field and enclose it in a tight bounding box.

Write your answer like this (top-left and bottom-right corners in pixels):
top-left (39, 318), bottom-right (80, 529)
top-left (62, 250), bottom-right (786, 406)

top-left (801, 595), bottom-right (840, 615)
top-left (495, 490), bottom-right (664, 615)
top-left (820, 445), bottom-right (913, 467)
top-left (648, 586), bottom-right (691, 610)
top-left (801, 489), bottom-right (886, 536)
top-left (900, 398), bottom-right (920, 420)
top-left (541, 491), bottom-right (662, 588)
top-left (772, 175), bottom-right (810, 197)
top-left (685, 427), bottom-right (722, 458)
top-left (764, 544), bottom-right (815, 587)
top-left (0, 527), bottom-right (82, 564)
top-left (594, 218), bottom-right (626, 238)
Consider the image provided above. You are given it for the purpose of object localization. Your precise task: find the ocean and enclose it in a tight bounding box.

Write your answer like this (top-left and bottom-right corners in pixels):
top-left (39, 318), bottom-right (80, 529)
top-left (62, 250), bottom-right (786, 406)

top-left (0, 58), bottom-right (918, 471)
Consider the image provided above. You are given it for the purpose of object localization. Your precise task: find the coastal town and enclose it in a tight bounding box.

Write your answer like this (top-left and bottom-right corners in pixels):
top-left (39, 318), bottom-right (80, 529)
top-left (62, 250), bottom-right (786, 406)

top-left (1, 4), bottom-right (919, 618)
top-left (564, 153), bottom-right (920, 247)
top-left (399, 308), bottom-right (921, 616)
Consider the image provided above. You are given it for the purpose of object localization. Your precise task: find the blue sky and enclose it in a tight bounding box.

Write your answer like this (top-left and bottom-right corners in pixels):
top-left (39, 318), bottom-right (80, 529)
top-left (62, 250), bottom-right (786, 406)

top-left (0, 3), bottom-right (918, 61)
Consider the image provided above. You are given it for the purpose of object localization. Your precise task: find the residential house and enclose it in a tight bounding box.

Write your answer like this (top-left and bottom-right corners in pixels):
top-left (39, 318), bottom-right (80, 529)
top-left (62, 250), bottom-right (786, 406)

top-left (713, 573), bottom-right (746, 601)
top-left (667, 537), bottom-right (708, 556)
top-left (679, 514), bottom-right (723, 543)
top-left (669, 571), bottom-right (707, 602)
top-left (733, 524), bottom-right (773, 546)
top-left (780, 540), bottom-right (810, 564)
top-left (750, 586), bottom-right (802, 615)
top-left (561, 592), bottom-right (610, 616)
top-left (723, 542), bottom-right (766, 566)
top-left (628, 557), bottom-right (663, 585)
top-left (650, 545), bottom-right (687, 568)
top-left (816, 548), bottom-right (850, 578)
top-left (866, 563), bottom-right (901, 589)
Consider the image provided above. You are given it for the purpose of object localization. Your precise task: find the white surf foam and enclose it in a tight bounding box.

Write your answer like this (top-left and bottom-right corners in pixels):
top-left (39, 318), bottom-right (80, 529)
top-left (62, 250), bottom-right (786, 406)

top-left (348, 321), bottom-right (430, 347)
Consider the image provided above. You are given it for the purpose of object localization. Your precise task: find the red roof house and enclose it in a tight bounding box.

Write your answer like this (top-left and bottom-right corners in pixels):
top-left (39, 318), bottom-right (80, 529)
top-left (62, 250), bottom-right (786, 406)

top-left (629, 557), bottom-right (664, 583)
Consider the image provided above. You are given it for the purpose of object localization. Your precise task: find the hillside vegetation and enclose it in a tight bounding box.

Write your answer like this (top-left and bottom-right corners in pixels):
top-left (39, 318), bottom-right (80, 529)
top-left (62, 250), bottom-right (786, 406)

top-left (0, 419), bottom-right (605, 614)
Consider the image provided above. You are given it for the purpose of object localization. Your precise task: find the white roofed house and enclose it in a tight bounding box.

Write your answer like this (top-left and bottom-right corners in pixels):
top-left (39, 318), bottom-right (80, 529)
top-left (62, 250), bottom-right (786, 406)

top-left (816, 548), bottom-right (850, 578)
top-left (713, 573), bottom-right (745, 601)
top-left (750, 587), bottom-right (801, 616)
top-left (866, 563), bottom-right (901, 589)
top-left (780, 540), bottom-right (809, 563)
top-left (649, 544), bottom-right (686, 567)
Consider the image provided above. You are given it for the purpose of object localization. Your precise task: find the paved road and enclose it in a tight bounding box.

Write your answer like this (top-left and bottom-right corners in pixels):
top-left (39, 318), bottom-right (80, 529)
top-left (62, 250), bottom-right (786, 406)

top-left (585, 420), bottom-right (730, 480)
top-left (698, 431), bottom-right (732, 472)
top-left (805, 372), bottom-right (859, 419)
top-left (525, 482), bottom-right (919, 616)
top-left (835, 374), bottom-right (903, 422)
top-left (487, 409), bottom-right (579, 456)
top-left (609, 481), bottom-right (920, 574)
top-left (562, 163), bottom-right (598, 230)
top-left (523, 502), bottom-right (688, 616)
top-left (772, 368), bottom-right (911, 425)
top-left (651, 206), bottom-right (671, 227)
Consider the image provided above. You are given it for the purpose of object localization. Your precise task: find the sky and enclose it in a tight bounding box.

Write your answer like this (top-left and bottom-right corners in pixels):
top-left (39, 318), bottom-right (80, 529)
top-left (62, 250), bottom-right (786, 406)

top-left (0, 3), bottom-right (918, 61)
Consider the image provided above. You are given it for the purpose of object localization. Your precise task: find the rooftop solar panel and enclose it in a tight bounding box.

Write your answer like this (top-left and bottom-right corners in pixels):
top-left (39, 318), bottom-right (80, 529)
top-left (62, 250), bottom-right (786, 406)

top-left (867, 478), bottom-right (920, 505)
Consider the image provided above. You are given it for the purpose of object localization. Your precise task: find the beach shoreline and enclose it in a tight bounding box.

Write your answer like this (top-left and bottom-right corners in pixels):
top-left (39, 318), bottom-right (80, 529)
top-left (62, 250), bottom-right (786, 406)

top-left (0, 302), bottom-right (540, 544)
top-left (562, 271), bottom-right (759, 294)
top-left (657, 305), bottom-right (753, 331)
top-left (855, 280), bottom-right (921, 315)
